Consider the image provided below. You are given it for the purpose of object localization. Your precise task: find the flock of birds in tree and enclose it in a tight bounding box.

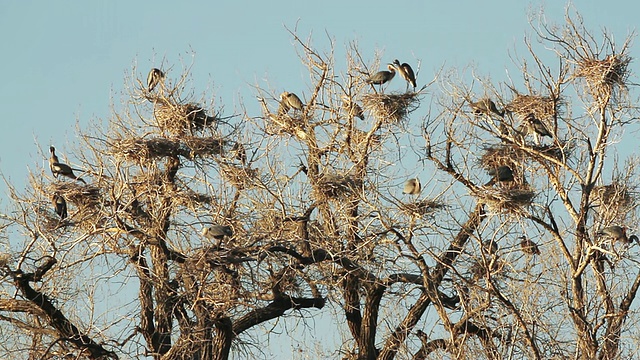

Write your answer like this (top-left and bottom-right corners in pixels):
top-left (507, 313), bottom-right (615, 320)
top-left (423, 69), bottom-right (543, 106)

top-left (43, 65), bottom-right (638, 257)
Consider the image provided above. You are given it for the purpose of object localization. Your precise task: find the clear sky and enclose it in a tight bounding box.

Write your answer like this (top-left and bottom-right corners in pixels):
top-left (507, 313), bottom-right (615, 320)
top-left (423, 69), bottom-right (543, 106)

top-left (0, 0), bottom-right (638, 358)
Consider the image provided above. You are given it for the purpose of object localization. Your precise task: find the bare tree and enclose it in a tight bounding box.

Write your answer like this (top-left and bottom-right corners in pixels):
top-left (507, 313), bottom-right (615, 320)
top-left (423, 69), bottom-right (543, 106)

top-left (0, 7), bottom-right (639, 360)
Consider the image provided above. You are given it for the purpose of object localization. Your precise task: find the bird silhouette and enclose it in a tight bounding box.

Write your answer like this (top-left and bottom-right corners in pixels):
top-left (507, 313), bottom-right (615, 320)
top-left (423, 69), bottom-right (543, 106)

top-left (341, 96), bottom-right (364, 120)
top-left (403, 178), bottom-right (421, 195)
top-left (202, 225), bottom-right (234, 241)
top-left (469, 98), bottom-right (504, 117)
top-left (49, 147), bottom-right (86, 184)
top-left (519, 236), bottom-right (540, 255)
top-left (52, 193), bottom-right (67, 220)
top-left (279, 92), bottom-right (305, 115)
top-left (392, 59), bottom-right (417, 89)
top-left (147, 68), bottom-right (165, 92)
top-left (488, 166), bottom-right (514, 182)
top-left (367, 64), bottom-right (396, 86)
top-left (524, 113), bottom-right (552, 138)
top-left (598, 225), bottom-right (639, 244)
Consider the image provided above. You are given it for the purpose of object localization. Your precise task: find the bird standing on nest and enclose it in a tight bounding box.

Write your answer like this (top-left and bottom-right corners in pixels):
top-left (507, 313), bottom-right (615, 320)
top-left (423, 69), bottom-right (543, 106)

top-left (278, 92), bottom-right (305, 115)
top-left (202, 225), bottom-right (234, 241)
top-left (52, 193), bottom-right (67, 220)
top-left (366, 64), bottom-right (396, 90)
top-left (49, 147), bottom-right (86, 184)
top-left (147, 68), bottom-right (165, 92)
top-left (488, 165), bottom-right (514, 183)
top-left (392, 59), bottom-right (417, 90)
top-left (598, 225), bottom-right (639, 244)
top-left (403, 178), bottom-right (421, 195)
top-left (469, 98), bottom-right (505, 117)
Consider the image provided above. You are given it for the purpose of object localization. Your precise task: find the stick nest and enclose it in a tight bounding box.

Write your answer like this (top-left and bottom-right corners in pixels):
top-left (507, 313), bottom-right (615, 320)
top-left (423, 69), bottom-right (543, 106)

top-left (400, 199), bottom-right (446, 217)
top-left (362, 92), bottom-right (420, 123)
top-left (111, 136), bottom-right (225, 161)
top-left (154, 101), bottom-right (218, 136)
top-left (592, 182), bottom-right (635, 215)
top-left (575, 55), bottom-right (630, 98)
top-left (478, 187), bottom-right (536, 214)
top-left (46, 182), bottom-right (101, 209)
top-left (219, 164), bottom-right (260, 189)
top-left (315, 173), bottom-right (362, 199)
top-left (506, 94), bottom-right (558, 121)
top-left (266, 113), bottom-right (308, 140)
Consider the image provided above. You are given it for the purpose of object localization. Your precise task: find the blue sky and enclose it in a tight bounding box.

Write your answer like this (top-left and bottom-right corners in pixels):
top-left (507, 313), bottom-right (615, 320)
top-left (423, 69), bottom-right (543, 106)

top-left (1, 1), bottom-right (639, 358)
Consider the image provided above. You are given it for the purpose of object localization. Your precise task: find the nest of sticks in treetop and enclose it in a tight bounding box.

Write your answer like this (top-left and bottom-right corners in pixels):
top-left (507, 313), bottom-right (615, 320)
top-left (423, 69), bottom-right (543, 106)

top-left (219, 163), bottom-right (260, 189)
top-left (362, 92), bottom-right (420, 124)
top-left (478, 187), bottom-right (536, 214)
top-left (400, 199), bottom-right (446, 217)
top-left (347, 129), bottom-right (382, 153)
top-left (470, 257), bottom-right (507, 280)
top-left (593, 182), bottom-right (635, 212)
top-left (575, 54), bottom-right (630, 96)
top-left (315, 172), bottom-right (362, 199)
top-left (46, 182), bottom-right (101, 209)
top-left (266, 112), bottom-right (308, 140)
top-left (506, 94), bottom-right (558, 121)
top-left (173, 190), bottom-right (216, 210)
top-left (154, 100), bottom-right (217, 136)
top-left (113, 136), bottom-right (225, 161)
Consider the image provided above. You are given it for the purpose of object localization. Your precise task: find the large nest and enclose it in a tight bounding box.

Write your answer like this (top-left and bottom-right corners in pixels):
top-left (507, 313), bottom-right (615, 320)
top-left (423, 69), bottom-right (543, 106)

top-left (266, 113), bottom-right (308, 140)
top-left (47, 182), bottom-right (101, 209)
top-left (315, 173), bottom-right (362, 199)
top-left (477, 187), bottom-right (535, 214)
top-left (506, 94), bottom-right (558, 121)
top-left (154, 101), bottom-right (217, 136)
top-left (592, 182), bottom-right (635, 214)
top-left (346, 129), bottom-right (382, 153)
top-left (399, 199), bottom-right (446, 217)
top-left (575, 55), bottom-right (630, 98)
top-left (219, 164), bottom-right (260, 189)
top-left (112, 137), bottom-right (225, 161)
top-left (173, 190), bottom-right (216, 210)
top-left (362, 92), bottom-right (420, 123)
top-left (480, 145), bottom-right (521, 170)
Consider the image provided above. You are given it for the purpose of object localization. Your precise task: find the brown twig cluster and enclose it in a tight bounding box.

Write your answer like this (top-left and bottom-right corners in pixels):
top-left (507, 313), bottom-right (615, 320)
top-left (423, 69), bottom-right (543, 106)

top-left (400, 199), bottom-right (446, 217)
top-left (506, 94), bottom-right (558, 121)
top-left (362, 92), bottom-right (420, 123)
top-left (593, 182), bottom-right (636, 219)
top-left (478, 187), bottom-right (536, 214)
top-left (575, 54), bottom-right (630, 100)
top-left (219, 163), bottom-right (260, 189)
top-left (112, 136), bottom-right (225, 161)
top-left (154, 100), bottom-right (218, 136)
top-left (314, 172), bottom-right (362, 199)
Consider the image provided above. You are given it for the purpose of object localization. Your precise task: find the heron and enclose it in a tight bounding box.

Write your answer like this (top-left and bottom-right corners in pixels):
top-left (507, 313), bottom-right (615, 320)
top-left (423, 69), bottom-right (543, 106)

top-left (49, 147), bottom-right (86, 184)
top-left (147, 68), bottom-right (165, 92)
top-left (341, 96), bottom-right (364, 120)
top-left (403, 178), bottom-right (421, 195)
top-left (598, 225), bottom-right (639, 244)
top-left (52, 193), bottom-right (67, 220)
top-left (488, 165), bottom-right (514, 182)
top-left (469, 98), bottom-right (504, 117)
top-left (366, 64), bottom-right (396, 88)
top-left (279, 92), bottom-right (305, 115)
top-left (519, 236), bottom-right (540, 255)
top-left (524, 113), bottom-right (552, 138)
top-left (202, 225), bottom-right (234, 241)
top-left (392, 59), bottom-right (417, 89)
top-left (483, 239), bottom-right (499, 255)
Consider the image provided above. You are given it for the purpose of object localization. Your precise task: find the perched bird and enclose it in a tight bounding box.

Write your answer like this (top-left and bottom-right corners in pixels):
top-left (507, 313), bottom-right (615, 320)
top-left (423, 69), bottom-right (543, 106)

top-left (469, 98), bottom-right (504, 117)
top-left (49, 147), bottom-right (86, 184)
top-left (341, 96), bottom-right (364, 120)
top-left (403, 178), bottom-right (421, 195)
top-left (598, 225), bottom-right (639, 244)
top-left (519, 236), bottom-right (540, 255)
top-left (231, 142), bottom-right (247, 165)
top-left (393, 59), bottom-right (417, 89)
top-left (279, 92), bottom-right (305, 114)
top-left (366, 64), bottom-right (396, 86)
top-left (52, 193), bottom-right (67, 220)
top-left (483, 239), bottom-right (499, 255)
top-left (488, 165), bottom-right (514, 182)
top-left (202, 225), bottom-right (233, 241)
top-left (524, 113), bottom-right (552, 138)
top-left (147, 68), bottom-right (165, 92)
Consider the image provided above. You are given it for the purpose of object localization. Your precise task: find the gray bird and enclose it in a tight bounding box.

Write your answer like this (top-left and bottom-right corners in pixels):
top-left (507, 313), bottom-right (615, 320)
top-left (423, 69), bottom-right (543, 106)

top-left (598, 225), bottom-right (639, 244)
top-left (147, 68), bottom-right (165, 92)
top-left (202, 225), bottom-right (233, 241)
top-left (403, 178), bottom-right (421, 195)
top-left (341, 96), bottom-right (364, 120)
top-left (366, 64), bottom-right (396, 85)
top-left (524, 113), bottom-right (552, 138)
top-left (393, 59), bottom-right (417, 89)
top-left (52, 193), bottom-right (67, 220)
top-left (279, 92), bottom-right (305, 115)
top-left (483, 239), bottom-right (499, 255)
top-left (49, 147), bottom-right (86, 184)
top-left (519, 236), bottom-right (540, 255)
top-left (469, 98), bottom-right (505, 117)
top-left (488, 165), bottom-right (514, 182)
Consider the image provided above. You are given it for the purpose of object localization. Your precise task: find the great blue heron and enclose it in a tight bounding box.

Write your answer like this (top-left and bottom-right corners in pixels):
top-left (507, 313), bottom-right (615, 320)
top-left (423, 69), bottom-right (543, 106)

top-left (488, 165), bottom-right (514, 182)
top-left (524, 113), bottom-right (552, 138)
top-left (202, 225), bottom-right (234, 241)
top-left (393, 59), bottom-right (417, 89)
top-left (52, 193), bottom-right (67, 220)
top-left (341, 96), bottom-right (364, 120)
top-left (367, 64), bottom-right (396, 87)
top-left (147, 68), bottom-right (165, 92)
top-left (279, 92), bottom-right (305, 115)
top-left (403, 178), bottom-right (421, 195)
top-left (519, 236), bottom-right (540, 255)
top-left (469, 98), bottom-right (504, 117)
top-left (483, 239), bottom-right (499, 255)
top-left (49, 147), bottom-right (86, 184)
top-left (598, 225), bottom-right (639, 244)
